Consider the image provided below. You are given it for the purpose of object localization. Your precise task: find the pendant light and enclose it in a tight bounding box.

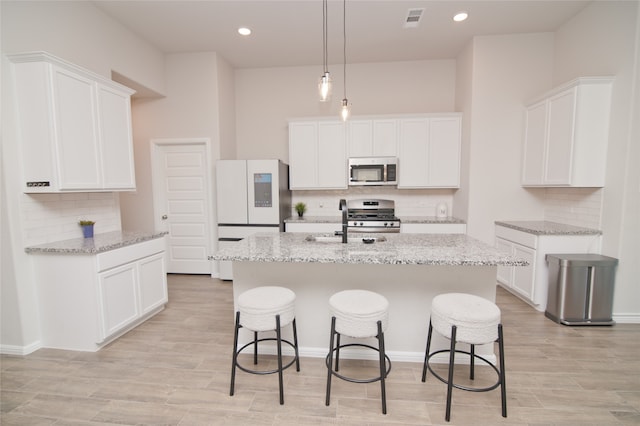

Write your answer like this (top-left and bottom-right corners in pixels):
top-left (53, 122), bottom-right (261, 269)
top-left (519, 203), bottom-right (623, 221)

top-left (340, 0), bottom-right (350, 121)
top-left (318, 0), bottom-right (332, 101)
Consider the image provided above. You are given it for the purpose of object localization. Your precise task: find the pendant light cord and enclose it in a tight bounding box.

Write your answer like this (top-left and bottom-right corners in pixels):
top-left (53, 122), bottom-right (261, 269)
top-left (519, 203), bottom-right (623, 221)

top-left (343, 0), bottom-right (347, 100)
top-left (323, 0), bottom-right (328, 73)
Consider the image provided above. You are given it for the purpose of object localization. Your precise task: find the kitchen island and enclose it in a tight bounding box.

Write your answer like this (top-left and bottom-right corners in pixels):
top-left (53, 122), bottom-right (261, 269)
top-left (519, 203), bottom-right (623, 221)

top-left (215, 232), bottom-right (526, 362)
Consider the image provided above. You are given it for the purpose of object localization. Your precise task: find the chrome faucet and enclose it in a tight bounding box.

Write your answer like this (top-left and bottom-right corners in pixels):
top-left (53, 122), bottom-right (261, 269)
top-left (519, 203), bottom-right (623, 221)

top-left (337, 199), bottom-right (348, 243)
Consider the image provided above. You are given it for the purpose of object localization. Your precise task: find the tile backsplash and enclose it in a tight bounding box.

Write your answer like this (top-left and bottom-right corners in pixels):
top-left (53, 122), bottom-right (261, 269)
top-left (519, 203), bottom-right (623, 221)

top-left (292, 187), bottom-right (603, 231)
top-left (543, 187), bottom-right (603, 229)
top-left (291, 187), bottom-right (456, 218)
top-left (22, 192), bottom-right (122, 246)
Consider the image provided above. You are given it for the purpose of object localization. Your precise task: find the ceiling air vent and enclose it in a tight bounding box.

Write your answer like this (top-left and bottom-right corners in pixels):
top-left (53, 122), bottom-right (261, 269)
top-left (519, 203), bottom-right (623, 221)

top-left (404, 8), bottom-right (424, 28)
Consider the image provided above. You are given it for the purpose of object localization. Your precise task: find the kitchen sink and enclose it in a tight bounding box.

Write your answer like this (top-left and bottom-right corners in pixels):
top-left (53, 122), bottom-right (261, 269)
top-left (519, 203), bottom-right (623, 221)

top-left (304, 235), bottom-right (387, 244)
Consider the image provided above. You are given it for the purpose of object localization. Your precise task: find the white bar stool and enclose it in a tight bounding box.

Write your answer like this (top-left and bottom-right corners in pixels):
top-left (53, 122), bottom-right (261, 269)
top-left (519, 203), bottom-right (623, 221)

top-left (230, 286), bottom-right (300, 405)
top-left (421, 292), bottom-right (506, 422)
top-left (325, 289), bottom-right (391, 414)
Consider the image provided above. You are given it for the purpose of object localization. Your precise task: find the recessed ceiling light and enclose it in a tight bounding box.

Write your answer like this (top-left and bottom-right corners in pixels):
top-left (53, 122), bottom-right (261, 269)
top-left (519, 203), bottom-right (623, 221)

top-left (453, 11), bottom-right (468, 22)
top-left (238, 27), bottom-right (252, 36)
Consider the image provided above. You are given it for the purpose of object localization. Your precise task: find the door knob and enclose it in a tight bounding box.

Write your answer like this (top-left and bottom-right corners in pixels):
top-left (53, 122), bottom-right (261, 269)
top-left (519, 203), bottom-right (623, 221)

top-left (162, 215), bottom-right (168, 220)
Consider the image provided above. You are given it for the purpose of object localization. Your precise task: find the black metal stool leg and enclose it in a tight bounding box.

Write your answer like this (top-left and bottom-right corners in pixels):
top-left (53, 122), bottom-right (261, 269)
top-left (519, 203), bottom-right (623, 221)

top-left (293, 318), bottom-right (300, 371)
top-left (230, 311), bottom-right (240, 396)
top-left (377, 320), bottom-right (387, 415)
top-left (275, 314), bottom-right (284, 405)
top-left (421, 320), bottom-right (433, 382)
top-left (325, 316), bottom-right (336, 406)
top-left (335, 332), bottom-right (341, 372)
top-left (470, 344), bottom-right (475, 380)
top-left (445, 325), bottom-right (457, 422)
top-left (253, 331), bottom-right (258, 365)
top-left (498, 324), bottom-right (507, 417)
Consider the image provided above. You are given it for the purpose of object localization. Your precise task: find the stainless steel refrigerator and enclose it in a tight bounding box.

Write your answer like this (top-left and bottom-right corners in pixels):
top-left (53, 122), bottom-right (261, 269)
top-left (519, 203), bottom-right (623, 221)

top-left (216, 159), bottom-right (290, 280)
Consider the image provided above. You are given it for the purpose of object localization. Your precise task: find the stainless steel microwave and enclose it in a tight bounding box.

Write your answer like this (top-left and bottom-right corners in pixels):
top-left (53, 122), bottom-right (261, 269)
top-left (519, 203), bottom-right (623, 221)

top-left (348, 157), bottom-right (398, 186)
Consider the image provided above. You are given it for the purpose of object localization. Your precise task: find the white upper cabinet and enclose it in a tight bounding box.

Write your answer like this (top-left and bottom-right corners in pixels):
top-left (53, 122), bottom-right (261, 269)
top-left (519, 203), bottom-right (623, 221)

top-left (521, 77), bottom-right (613, 187)
top-left (348, 119), bottom-right (397, 157)
top-left (10, 52), bottom-right (136, 193)
top-left (397, 114), bottom-right (461, 188)
top-left (97, 84), bottom-right (136, 189)
top-left (289, 114), bottom-right (460, 190)
top-left (289, 120), bottom-right (347, 190)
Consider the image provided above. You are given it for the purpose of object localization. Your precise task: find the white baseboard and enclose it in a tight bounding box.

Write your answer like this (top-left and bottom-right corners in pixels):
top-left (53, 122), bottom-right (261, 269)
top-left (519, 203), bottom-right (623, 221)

top-left (0, 341), bottom-right (42, 356)
top-left (612, 314), bottom-right (640, 324)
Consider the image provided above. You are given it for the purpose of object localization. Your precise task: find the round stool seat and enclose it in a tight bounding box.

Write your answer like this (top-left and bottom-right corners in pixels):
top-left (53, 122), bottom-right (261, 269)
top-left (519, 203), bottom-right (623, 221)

top-left (238, 286), bottom-right (296, 332)
top-left (431, 293), bottom-right (500, 345)
top-left (329, 290), bottom-right (389, 338)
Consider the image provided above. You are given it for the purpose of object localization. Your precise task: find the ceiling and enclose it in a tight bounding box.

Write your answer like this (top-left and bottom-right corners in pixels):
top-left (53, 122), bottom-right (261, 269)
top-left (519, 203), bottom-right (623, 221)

top-left (92, 0), bottom-right (591, 69)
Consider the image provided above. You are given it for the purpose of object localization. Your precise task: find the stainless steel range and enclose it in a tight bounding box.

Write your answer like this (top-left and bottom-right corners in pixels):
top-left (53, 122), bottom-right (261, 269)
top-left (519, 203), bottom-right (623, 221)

top-left (347, 199), bottom-right (401, 233)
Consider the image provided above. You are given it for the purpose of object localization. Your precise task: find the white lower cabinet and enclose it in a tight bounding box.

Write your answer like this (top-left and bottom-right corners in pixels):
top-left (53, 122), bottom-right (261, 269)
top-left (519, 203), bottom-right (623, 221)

top-left (98, 263), bottom-right (139, 339)
top-left (400, 222), bottom-right (466, 234)
top-left (496, 238), bottom-right (536, 301)
top-left (495, 225), bottom-right (601, 312)
top-left (34, 237), bottom-right (167, 351)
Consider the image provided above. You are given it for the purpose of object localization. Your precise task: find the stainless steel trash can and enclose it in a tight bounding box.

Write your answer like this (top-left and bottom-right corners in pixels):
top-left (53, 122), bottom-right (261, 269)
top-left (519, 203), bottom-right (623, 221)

top-left (545, 254), bottom-right (618, 326)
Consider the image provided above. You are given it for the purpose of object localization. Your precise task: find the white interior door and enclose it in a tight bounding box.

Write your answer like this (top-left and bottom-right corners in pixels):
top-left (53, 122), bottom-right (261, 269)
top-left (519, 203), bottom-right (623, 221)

top-left (151, 140), bottom-right (212, 274)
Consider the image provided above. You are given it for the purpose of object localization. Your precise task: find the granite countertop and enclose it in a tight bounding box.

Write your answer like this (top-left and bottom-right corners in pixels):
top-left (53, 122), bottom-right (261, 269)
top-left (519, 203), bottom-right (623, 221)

top-left (213, 232), bottom-right (526, 266)
top-left (25, 231), bottom-right (168, 255)
top-left (285, 216), bottom-right (466, 224)
top-left (495, 220), bottom-right (602, 236)
top-left (284, 216), bottom-right (343, 223)
top-left (399, 216), bottom-right (465, 224)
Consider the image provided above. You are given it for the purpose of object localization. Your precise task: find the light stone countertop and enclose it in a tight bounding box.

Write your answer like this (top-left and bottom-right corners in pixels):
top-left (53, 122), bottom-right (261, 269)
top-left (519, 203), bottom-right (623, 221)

top-left (284, 216), bottom-right (343, 223)
top-left (284, 216), bottom-right (465, 224)
top-left (495, 220), bottom-right (602, 236)
top-left (399, 216), bottom-right (465, 224)
top-left (25, 231), bottom-right (168, 255)
top-left (213, 232), bottom-right (526, 266)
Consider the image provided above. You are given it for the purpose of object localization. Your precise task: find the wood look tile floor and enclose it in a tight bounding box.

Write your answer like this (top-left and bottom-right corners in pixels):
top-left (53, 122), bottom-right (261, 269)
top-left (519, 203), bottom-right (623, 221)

top-left (2, 274), bottom-right (639, 425)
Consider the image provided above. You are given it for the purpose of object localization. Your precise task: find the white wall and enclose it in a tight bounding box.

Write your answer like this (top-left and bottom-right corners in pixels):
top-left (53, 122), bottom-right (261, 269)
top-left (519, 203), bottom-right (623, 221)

top-left (462, 33), bottom-right (555, 244)
top-left (452, 41), bottom-right (473, 221)
top-left (235, 60), bottom-right (458, 213)
top-left (120, 52), bottom-right (227, 233)
top-left (235, 60), bottom-right (457, 161)
top-left (1, 1), bottom-right (165, 95)
top-left (217, 56), bottom-right (237, 160)
top-left (0, 1), bottom-right (165, 353)
top-left (552, 1), bottom-right (640, 318)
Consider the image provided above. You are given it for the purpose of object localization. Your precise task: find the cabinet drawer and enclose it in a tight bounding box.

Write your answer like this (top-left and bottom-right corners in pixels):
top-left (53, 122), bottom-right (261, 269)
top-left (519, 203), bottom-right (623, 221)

top-left (495, 226), bottom-right (537, 249)
top-left (97, 237), bottom-right (166, 272)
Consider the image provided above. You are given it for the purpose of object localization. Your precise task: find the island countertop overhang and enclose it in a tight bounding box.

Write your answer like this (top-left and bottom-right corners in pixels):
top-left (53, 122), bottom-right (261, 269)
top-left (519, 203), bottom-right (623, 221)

top-left (214, 232), bottom-right (527, 267)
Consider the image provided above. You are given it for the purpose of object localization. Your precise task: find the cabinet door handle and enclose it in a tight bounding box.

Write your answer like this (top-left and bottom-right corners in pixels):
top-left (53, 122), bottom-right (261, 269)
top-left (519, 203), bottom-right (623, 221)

top-left (162, 215), bottom-right (168, 220)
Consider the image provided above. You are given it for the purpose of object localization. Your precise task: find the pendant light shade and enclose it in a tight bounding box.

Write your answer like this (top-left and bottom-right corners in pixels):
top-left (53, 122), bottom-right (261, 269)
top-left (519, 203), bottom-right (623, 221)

top-left (319, 0), bottom-right (332, 101)
top-left (319, 72), bottom-right (331, 101)
top-left (341, 98), bottom-right (350, 121)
